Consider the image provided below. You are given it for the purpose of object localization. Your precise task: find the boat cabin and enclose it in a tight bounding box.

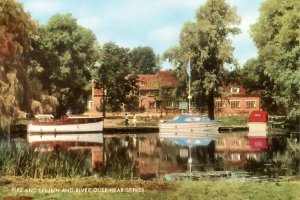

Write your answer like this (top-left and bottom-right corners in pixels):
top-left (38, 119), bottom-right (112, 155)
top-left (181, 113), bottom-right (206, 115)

top-left (33, 115), bottom-right (54, 123)
top-left (248, 110), bottom-right (268, 123)
top-left (168, 116), bottom-right (214, 123)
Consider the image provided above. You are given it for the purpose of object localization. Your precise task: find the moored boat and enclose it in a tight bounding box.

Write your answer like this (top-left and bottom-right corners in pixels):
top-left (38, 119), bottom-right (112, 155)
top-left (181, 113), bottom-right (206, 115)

top-left (247, 110), bottom-right (269, 150)
top-left (27, 114), bottom-right (104, 150)
top-left (159, 115), bottom-right (220, 138)
top-left (247, 110), bottom-right (268, 137)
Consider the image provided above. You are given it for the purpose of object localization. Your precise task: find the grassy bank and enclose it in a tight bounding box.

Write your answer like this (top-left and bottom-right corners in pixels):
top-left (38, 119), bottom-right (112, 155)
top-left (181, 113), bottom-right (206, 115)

top-left (0, 176), bottom-right (299, 200)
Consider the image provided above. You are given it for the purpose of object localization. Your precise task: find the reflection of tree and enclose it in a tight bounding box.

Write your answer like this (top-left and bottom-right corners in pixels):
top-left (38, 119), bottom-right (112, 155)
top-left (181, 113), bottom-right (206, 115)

top-left (102, 137), bottom-right (137, 179)
top-left (194, 142), bottom-right (216, 170)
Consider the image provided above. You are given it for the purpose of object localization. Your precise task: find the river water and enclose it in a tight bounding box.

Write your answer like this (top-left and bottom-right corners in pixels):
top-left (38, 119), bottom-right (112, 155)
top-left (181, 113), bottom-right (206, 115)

top-left (100, 132), bottom-right (278, 179)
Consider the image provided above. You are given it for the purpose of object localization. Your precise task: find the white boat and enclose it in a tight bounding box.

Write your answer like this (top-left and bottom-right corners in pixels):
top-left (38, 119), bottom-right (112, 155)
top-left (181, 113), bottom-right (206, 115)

top-left (159, 115), bottom-right (220, 138)
top-left (27, 114), bottom-right (104, 150)
top-left (247, 110), bottom-right (268, 137)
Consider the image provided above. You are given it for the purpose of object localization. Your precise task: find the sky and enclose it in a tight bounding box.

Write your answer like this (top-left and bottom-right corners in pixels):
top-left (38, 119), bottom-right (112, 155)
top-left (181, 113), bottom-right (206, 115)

top-left (17, 0), bottom-right (263, 69)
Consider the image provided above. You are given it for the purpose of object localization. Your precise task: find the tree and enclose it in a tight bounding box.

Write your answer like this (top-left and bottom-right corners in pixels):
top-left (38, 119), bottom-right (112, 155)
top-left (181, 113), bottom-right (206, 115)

top-left (35, 14), bottom-right (99, 116)
top-left (241, 58), bottom-right (286, 115)
top-left (94, 42), bottom-right (139, 114)
top-left (0, 0), bottom-right (38, 135)
top-left (250, 0), bottom-right (300, 119)
top-left (164, 0), bottom-right (240, 119)
top-left (129, 46), bottom-right (160, 74)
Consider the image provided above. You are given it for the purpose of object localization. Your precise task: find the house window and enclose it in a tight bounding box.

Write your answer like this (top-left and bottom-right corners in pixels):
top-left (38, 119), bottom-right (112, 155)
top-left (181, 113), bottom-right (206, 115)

top-left (148, 90), bottom-right (158, 96)
top-left (88, 101), bottom-right (94, 110)
top-left (230, 87), bottom-right (240, 94)
top-left (139, 91), bottom-right (147, 96)
top-left (246, 100), bottom-right (256, 108)
top-left (215, 100), bottom-right (224, 108)
top-left (231, 139), bottom-right (241, 147)
top-left (149, 101), bottom-right (155, 109)
top-left (215, 153), bottom-right (223, 159)
top-left (230, 101), bottom-right (240, 108)
top-left (246, 153), bottom-right (257, 160)
top-left (246, 140), bottom-right (250, 147)
top-left (231, 153), bottom-right (241, 161)
top-left (216, 139), bottom-right (225, 146)
top-left (141, 79), bottom-right (146, 85)
top-left (166, 102), bottom-right (173, 108)
top-left (191, 102), bottom-right (196, 108)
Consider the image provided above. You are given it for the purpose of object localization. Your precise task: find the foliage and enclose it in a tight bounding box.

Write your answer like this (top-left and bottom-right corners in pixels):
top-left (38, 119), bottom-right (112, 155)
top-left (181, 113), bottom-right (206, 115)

top-left (241, 58), bottom-right (286, 115)
top-left (129, 46), bottom-right (160, 74)
top-left (164, 0), bottom-right (240, 119)
top-left (102, 137), bottom-right (137, 179)
top-left (34, 14), bottom-right (99, 116)
top-left (0, 140), bottom-right (91, 178)
top-left (93, 42), bottom-right (139, 113)
top-left (0, 0), bottom-right (38, 134)
top-left (250, 0), bottom-right (300, 120)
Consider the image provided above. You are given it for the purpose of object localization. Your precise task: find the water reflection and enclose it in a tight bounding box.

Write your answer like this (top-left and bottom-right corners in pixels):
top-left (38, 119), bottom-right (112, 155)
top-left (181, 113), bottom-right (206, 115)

top-left (101, 132), bottom-right (276, 179)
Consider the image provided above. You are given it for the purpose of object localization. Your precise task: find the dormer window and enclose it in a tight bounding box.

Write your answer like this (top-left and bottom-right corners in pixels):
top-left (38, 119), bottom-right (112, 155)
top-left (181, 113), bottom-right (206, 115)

top-left (141, 79), bottom-right (146, 85)
top-left (230, 87), bottom-right (240, 94)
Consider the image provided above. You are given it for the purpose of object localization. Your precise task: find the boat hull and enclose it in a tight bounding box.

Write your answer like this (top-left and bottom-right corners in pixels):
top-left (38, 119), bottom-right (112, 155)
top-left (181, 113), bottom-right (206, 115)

top-left (247, 122), bottom-right (267, 137)
top-left (27, 116), bottom-right (104, 150)
top-left (159, 122), bottom-right (219, 137)
top-left (27, 121), bottom-right (103, 134)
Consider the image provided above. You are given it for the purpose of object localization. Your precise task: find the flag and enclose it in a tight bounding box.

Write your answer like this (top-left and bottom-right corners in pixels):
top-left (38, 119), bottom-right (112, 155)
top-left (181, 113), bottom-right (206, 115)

top-left (186, 59), bottom-right (191, 77)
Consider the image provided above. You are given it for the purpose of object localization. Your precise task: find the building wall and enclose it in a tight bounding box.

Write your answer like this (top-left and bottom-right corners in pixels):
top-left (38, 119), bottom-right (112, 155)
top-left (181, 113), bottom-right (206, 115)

top-left (215, 96), bottom-right (260, 115)
top-left (89, 74), bottom-right (261, 115)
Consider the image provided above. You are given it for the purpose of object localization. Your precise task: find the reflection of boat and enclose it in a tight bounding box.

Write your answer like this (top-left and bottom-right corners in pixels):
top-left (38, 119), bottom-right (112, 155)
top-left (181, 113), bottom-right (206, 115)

top-left (247, 110), bottom-right (268, 150)
top-left (27, 114), bottom-right (104, 150)
top-left (159, 115), bottom-right (219, 137)
top-left (160, 136), bottom-right (217, 147)
top-left (247, 110), bottom-right (268, 137)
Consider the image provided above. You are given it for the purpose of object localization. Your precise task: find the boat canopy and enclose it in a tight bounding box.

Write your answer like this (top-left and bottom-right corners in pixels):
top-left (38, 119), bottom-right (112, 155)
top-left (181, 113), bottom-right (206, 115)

top-left (161, 137), bottom-right (214, 147)
top-left (166, 115), bottom-right (214, 123)
top-left (248, 110), bottom-right (268, 122)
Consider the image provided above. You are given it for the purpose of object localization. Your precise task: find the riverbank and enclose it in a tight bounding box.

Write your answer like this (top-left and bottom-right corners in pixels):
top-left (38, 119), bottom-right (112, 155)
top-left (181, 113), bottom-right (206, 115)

top-left (1, 176), bottom-right (299, 200)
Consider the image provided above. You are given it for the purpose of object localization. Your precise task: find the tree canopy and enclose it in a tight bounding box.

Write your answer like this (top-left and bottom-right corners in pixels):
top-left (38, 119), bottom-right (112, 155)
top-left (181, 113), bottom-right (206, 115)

top-left (0, 0), bottom-right (38, 133)
top-left (93, 42), bottom-right (139, 114)
top-left (35, 14), bottom-right (99, 116)
top-left (164, 0), bottom-right (240, 119)
top-left (129, 46), bottom-right (160, 74)
top-left (248, 0), bottom-right (300, 119)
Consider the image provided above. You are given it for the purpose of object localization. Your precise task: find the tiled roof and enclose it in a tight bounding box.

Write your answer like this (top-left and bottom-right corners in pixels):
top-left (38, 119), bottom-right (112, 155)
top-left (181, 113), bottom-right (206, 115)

top-left (157, 71), bottom-right (179, 88)
top-left (136, 74), bottom-right (158, 90)
top-left (136, 71), bottom-right (179, 91)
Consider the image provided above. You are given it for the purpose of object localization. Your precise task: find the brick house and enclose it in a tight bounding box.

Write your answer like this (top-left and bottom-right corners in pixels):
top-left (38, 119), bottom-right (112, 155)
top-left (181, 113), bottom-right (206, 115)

top-left (214, 84), bottom-right (260, 115)
top-left (89, 72), bottom-right (260, 115)
top-left (137, 71), bottom-right (179, 112)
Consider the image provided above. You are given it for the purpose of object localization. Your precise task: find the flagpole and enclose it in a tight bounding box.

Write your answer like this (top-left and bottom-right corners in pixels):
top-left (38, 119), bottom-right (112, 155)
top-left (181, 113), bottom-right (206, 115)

top-left (186, 59), bottom-right (192, 115)
top-left (188, 77), bottom-right (191, 115)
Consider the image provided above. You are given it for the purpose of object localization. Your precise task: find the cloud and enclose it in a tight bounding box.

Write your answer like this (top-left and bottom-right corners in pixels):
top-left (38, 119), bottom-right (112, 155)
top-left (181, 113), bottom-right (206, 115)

top-left (78, 17), bottom-right (103, 30)
top-left (24, 0), bottom-right (63, 15)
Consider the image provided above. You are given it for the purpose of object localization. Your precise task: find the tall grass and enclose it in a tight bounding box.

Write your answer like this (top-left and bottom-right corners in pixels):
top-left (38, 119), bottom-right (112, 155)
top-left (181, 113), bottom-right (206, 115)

top-left (0, 140), bottom-right (91, 178)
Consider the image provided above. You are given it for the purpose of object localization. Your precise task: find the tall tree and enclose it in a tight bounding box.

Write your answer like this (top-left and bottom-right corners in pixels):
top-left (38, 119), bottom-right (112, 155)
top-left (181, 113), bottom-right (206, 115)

top-left (241, 58), bottom-right (286, 115)
top-left (0, 0), bottom-right (38, 134)
top-left (129, 46), bottom-right (160, 74)
top-left (250, 0), bottom-right (300, 119)
top-left (94, 42), bottom-right (139, 114)
top-left (164, 0), bottom-right (240, 119)
top-left (35, 14), bottom-right (99, 116)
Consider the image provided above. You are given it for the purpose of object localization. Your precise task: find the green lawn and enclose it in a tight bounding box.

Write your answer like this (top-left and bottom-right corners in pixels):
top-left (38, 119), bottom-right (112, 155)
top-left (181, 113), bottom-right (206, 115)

top-left (1, 176), bottom-right (299, 200)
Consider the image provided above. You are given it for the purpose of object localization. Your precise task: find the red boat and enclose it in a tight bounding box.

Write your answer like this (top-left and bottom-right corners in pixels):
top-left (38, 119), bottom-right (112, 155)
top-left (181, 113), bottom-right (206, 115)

top-left (247, 110), bottom-right (269, 150)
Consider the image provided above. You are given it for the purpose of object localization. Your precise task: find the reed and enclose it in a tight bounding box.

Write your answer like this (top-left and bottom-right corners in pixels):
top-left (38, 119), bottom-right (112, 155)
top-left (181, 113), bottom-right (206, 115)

top-left (0, 140), bottom-right (91, 178)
